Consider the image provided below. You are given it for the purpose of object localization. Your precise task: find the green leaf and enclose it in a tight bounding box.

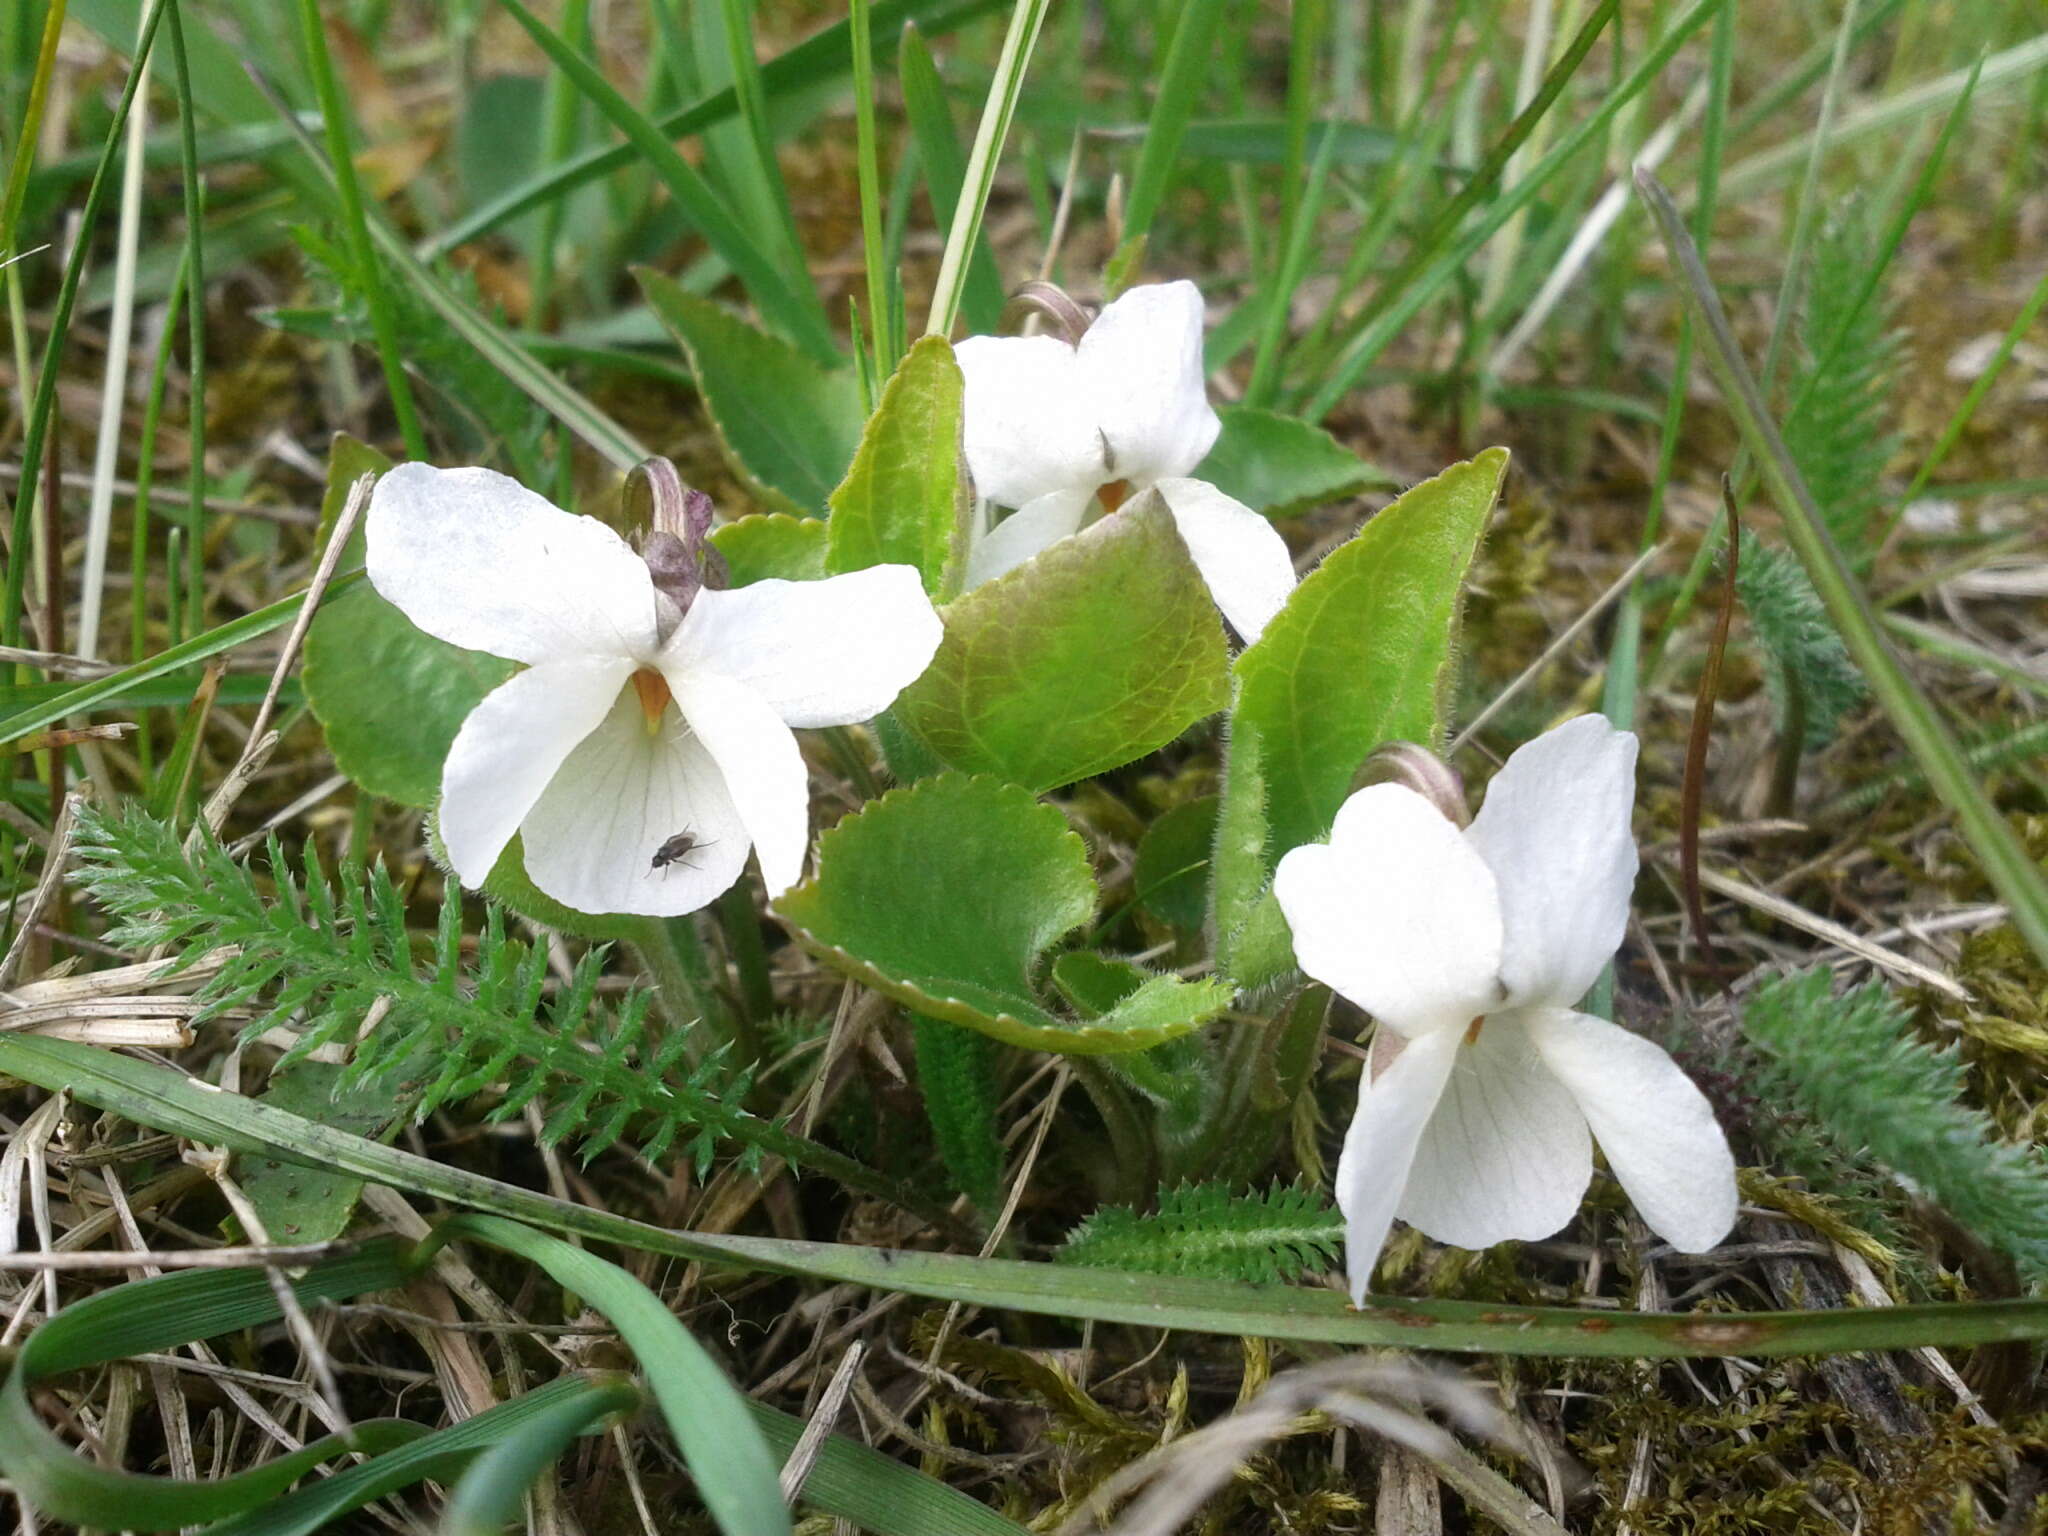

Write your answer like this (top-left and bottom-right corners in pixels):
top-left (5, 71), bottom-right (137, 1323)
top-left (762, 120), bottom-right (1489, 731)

top-left (710, 513), bottom-right (830, 585)
top-left (1212, 451), bottom-right (1501, 982)
top-left (892, 492), bottom-right (1230, 793)
top-left (1195, 405), bottom-right (1391, 517)
top-left (302, 440), bottom-right (517, 811)
top-left (774, 775), bottom-right (1220, 1053)
top-left (637, 269), bottom-right (864, 515)
top-left (424, 1216), bottom-right (790, 1536)
top-left (476, 832), bottom-right (647, 944)
top-left (240, 1062), bottom-right (402, 1244)
top-left (304, 584), bottom-right (517, 809)
top-left (826, 335), bottom-right (968, 596)
top-left (1131, 796), bottom-right (1218, 930)
top-left (314, 432), bottom-right (389, 554)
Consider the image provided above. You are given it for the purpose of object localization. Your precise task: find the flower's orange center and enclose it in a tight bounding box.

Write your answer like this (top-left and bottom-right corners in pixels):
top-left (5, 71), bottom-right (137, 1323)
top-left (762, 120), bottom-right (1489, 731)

top-left (1463, 1016), bottom-right (1485, 1045)
top-left (1098, 479), bottom-right (1132, 514)
top-left (630, 667), bottom-right (672, 732)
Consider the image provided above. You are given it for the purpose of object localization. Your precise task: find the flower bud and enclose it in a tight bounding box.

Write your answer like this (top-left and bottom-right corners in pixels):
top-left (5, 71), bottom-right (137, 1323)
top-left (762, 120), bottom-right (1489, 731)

top-left (626, 458), bottom-right (726, 628)
top-left (1000, 280), bottom-right (1094, 345)
top-left (1354, 741), bottom-right (1468, 827)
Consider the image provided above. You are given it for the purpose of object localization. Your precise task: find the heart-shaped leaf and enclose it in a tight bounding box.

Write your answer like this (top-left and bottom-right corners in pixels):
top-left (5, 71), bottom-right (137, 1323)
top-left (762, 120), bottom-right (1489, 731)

top-left (826, 335), bottom-right (968, 597)
top-left (1213, 449), bottom-right (1505, 984)
top-left (709, 513), bottom-right (829, 585)
top-left (303, 443), bottom-right (517, 809)
top-left (1195, 405), bottom-right (1391, 517)
top-left (892, 492), bottom-right (1230, 794)
top-left (774, 774), bottom-right (1224, 1054)
top-left (637, 270), bottom-right (863, 515)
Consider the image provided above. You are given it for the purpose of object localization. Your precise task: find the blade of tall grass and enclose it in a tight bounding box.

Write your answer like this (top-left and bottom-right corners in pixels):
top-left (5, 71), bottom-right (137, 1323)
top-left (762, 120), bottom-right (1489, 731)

top-left (526, 0), bottom-right (590, 331)
top-left (252, 70), bottom-right (650, 471)
top-left (1755, 0), bottom-right (1864, 397)
top-left (294, 0), bottom-right (426, 461)
top-left (926, 0), bottom-right (1052, 338)
top-left (499, 0), bottom-right (836, 362)
top-left (166, 0), bottom-right (207, 640)
top-left (3, 0), bottom-right (167, 651)
top-left (425, 0), bottom-right (1002, 259)
top-left (17, 1032), bottom-right (2048, 1359)
top-left (898, 22), bottom-right (1005, 334)
top-left (129, 251), bottom-right (189, 665)
top-left (78, 2), bottom-right (155, 660)
top-left (849, 0), bottom-right (895, 374)
top-left (1300, 0), bottom-right (1625, 410)
top-left (1643, 60), bottom-right (1981, 687)
top-left (715, 0), bottom-right (819, 322)
top-left (1711, 31), bottom-right (2048, 205)
top-left (0, 573), bottom-right (363, 745)
top-left (1600, 0), bottom-right (1734, 739)
top-left (1116, 0), bottom-right (1228, 257)
top-left (1637, 168), bottom-right (2048, 968)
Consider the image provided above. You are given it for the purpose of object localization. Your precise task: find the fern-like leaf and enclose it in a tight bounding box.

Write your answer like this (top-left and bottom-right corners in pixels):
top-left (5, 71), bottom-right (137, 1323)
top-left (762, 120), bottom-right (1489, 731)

top-left (1739, 969), bottom-right (2048, 1282)
top-left (1735, 534), bottom-right (1866, 748)
top-left (1057, 1182), bottom-right (1343, 1284)
top-left (68, 807), bottom-right (854, 1186)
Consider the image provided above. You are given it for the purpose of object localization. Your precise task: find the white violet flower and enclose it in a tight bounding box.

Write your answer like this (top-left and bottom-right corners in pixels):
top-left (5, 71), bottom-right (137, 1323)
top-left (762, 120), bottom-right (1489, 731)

top-left (368, 463), bottom-right (942, 918)
top-left (1272, 715), bottom-right (1738, 1303)
top-left (954, 279), bottom-right (1296, 642)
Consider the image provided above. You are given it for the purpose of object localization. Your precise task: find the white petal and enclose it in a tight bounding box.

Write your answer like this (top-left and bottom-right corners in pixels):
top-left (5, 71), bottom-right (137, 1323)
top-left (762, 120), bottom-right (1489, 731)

top-left (438, 657), bottom-right (635, 888)
top-left (1334, 1027), bottom-right (1460, 1304)
top-left (1272, 784), bottom-right (1504, 1037)
top-left (963, 487), bottom-right (1095, 589)
top-left (955, 333), bottom-right (1106, 507)
top-left (671, 671), bottom-right (811, 896)
top-left (1153, 478), bottom-right (1294, 642)
top-left (519, 688), bottom-right (752, 918)
top-left (1397, 1014), bottom-right (1592, 1249)
top-left (666, 565), bottom-right (943, 728)
top-left (1076, 281), bottom-right (1220, 485)
top-left (1527, 1008), bottom-right (1738, 1253)
top-left (367, 463), bottom-right (660, 665)
top-left (1464, 715), bottom-right (1639, 1008)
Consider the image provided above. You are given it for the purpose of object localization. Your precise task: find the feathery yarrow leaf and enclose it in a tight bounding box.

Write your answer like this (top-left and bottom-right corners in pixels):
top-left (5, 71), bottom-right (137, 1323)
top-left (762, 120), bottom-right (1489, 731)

top-left (1739, 969), bottom-right (2048, 1283)
top-left (1057, 1181), bottom-right (1343, 1284)
top-left (68, 806), bottom-right (803, 1177)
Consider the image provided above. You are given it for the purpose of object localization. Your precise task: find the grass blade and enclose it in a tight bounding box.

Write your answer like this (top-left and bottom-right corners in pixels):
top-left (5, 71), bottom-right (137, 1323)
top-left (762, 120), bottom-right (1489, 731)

top-left (1635, 168), bottom-right (2048, 968)
top-left (15, 1033), bottom-right (2048, 1359)
top-left (926, 0), bottom-right (1051, 338)
top-left (498, 0), bottom-right (836, 363)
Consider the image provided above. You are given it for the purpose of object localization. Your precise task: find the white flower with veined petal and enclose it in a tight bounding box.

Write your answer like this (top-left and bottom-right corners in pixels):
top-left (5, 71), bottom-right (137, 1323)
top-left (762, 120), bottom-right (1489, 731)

top-left (954, 280), bottom-right (1295, 642)
top-left (1272, 716), bottom-right (1738, 1304)
top-left (368, 463), bottom-right (943, 918)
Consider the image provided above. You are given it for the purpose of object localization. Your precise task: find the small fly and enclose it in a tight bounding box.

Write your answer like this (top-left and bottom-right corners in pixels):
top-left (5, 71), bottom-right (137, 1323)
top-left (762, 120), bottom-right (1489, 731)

top-left (650, 831), bottom-right (714, 873)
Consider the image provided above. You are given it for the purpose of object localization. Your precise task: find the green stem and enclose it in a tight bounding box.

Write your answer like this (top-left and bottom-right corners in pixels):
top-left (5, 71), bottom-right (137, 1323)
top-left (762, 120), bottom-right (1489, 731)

top-left (1067, 1058), bottom-right (1155, 1206)
top-left (716, 881), bottom-right (776, 1028)
top-left (629, 914), bottom-right (732, 1058)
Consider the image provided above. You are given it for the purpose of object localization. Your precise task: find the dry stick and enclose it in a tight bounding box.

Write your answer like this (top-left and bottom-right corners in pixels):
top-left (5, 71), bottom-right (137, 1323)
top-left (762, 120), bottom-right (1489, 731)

top-left (1447, 542), bottom-right (1664, 754)
top-left (777, 1342), bottom-right (866, 1503)
top-left (1679, 480), bottom-right (1742, 975)
top-left (1684, 863), bottom-right (1970, 1001)
top-left (0, 1241), bottom-right (352, 1271)
top-left (193, 471), bottom-right (370, 843)
top-left (0, 791), bottom-right (82, 992)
